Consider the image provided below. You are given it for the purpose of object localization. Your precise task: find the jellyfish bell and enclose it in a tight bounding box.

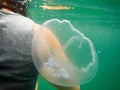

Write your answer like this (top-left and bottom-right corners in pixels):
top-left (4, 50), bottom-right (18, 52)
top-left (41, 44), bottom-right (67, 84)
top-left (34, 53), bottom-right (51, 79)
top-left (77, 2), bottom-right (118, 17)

top-left (32, 19), bottom-right (98, 86)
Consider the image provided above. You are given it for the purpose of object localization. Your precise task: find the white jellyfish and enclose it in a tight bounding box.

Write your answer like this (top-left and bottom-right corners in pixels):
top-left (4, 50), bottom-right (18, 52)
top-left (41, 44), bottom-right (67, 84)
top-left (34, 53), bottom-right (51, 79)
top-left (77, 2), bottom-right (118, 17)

top-left (32, 19), bottom-right (98, 86)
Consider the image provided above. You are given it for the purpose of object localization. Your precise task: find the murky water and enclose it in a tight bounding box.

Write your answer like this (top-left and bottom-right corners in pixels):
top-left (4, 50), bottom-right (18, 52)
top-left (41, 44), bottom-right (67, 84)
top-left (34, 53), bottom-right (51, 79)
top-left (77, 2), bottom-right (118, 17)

top-left (27, 0), bottom-right (120, 90)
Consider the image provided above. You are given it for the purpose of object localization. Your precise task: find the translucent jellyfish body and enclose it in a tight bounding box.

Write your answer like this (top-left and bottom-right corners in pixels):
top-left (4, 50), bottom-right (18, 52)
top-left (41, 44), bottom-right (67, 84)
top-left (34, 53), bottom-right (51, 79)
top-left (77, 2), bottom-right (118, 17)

top-left (32, 19), bottom-right (98, 86)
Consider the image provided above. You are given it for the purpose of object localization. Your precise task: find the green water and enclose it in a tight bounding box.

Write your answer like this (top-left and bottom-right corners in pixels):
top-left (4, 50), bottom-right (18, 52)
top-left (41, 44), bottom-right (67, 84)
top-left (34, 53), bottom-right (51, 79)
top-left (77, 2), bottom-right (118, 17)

top-left (27, 0), bottom-right (120, 90)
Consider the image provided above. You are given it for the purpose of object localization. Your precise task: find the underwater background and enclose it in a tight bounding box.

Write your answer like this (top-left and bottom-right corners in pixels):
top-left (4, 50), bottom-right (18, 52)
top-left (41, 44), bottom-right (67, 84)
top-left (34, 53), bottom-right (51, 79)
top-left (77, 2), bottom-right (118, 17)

top-left (27, 0), bottom-right (120, 90)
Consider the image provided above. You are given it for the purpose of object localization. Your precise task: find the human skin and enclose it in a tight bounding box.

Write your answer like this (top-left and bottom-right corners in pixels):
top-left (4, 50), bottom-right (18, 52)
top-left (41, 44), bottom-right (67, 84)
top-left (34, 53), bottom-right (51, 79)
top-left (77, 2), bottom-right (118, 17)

top-left (34, 24), bottom-right (80, 90)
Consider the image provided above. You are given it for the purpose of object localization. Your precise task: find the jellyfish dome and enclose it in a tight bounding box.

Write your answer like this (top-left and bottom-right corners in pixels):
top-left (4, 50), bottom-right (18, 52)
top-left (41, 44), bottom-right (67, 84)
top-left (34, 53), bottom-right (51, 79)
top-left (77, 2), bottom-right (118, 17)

top-left (32, 19), bottom-right (98, 86)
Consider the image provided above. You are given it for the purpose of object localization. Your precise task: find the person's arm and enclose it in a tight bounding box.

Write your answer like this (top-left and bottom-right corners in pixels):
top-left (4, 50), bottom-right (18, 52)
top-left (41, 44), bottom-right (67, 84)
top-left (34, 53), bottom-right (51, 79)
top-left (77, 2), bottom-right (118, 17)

top-left (34, 23), bottom-right (80, 90)
top-left (35, 82), bottom-right (38, 90)
top-left (52, 84), bottom-right (80, 90)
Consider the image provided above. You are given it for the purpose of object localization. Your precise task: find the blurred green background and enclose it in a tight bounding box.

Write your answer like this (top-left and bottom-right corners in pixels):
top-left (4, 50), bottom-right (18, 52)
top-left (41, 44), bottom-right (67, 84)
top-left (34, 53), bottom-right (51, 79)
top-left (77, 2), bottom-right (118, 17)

top-left (27, 0), bottom-right (120, 90)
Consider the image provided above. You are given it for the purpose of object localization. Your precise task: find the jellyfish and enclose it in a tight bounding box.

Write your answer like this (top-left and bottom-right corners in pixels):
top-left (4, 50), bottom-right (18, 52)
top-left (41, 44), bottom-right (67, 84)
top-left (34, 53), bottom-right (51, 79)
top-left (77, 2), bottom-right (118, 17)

top-left (32, 19), bottom-right (98, 86)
